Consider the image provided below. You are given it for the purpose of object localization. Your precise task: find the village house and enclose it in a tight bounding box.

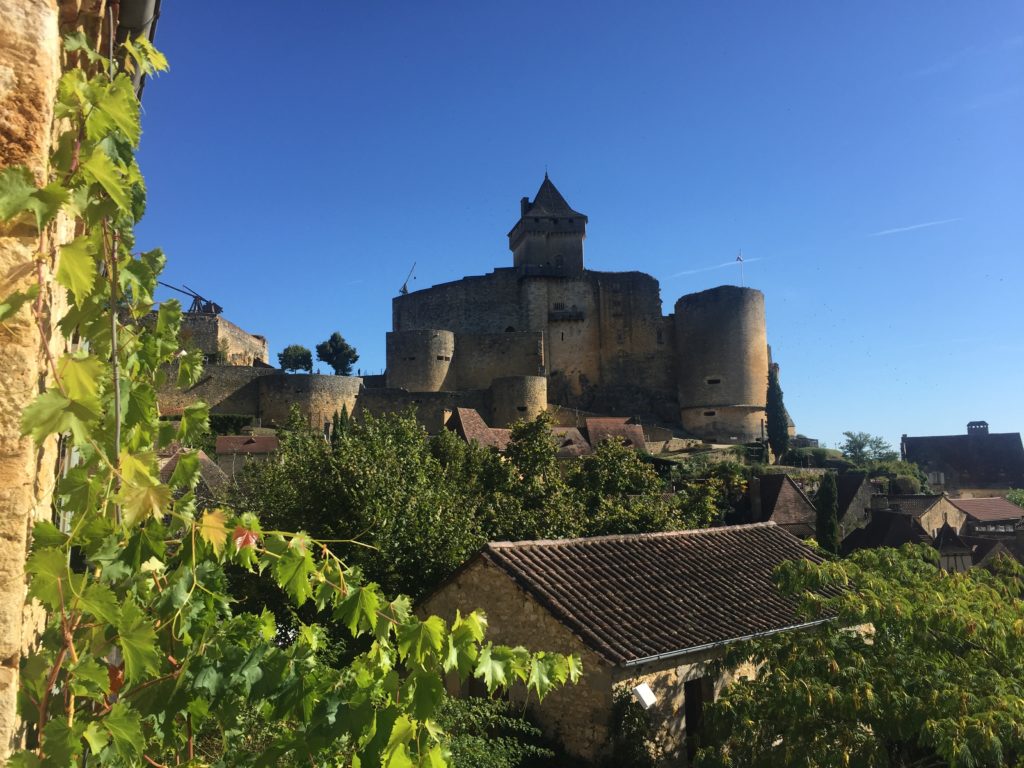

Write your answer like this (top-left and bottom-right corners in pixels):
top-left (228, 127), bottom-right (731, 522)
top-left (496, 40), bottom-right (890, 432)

top-left (419, 523), bottom-right (827, 765)
top-left (748, 474), bottom-right (818, 538)
top-left (214, 434), bottom-right (280, 479)
top-left (882, 494), bottom-right (966, 538)
top-left (949, 496), bottom-right (1024, 536)
top-left (901, 421), bottom-right (1024, 495)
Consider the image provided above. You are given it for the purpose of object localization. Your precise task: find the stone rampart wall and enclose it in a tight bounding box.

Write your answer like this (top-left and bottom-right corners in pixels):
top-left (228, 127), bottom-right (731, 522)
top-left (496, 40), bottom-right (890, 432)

top-left (393, 269), bottom-right (522, 334)
top-left (454, 332), bottom-right (544, 390)
top-left (159, 364), bottom-right (275, 417)
top-left (355, 388), bottom-right (488, 433)
top-left (259, 374), bottom-right (362, 428)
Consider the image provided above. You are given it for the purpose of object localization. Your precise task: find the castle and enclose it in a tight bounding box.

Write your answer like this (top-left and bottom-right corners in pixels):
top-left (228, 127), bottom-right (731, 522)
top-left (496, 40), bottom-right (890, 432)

top-left (386, 175), bottom-right (774, 443)
top-left (159, 176), bottom-right (780, 444)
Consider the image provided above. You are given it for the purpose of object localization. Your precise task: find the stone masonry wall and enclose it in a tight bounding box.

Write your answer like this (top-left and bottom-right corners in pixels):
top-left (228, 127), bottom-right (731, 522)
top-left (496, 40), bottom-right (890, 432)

top-left (453, 332), bottom-right (544, 390)
top-left (419, 559), bottom-right (616, 762)
top-left (0, 0), bottom-right (65, 754)
top-left (158, 363), bottom-right (276, 417)
top-left (258, 374), bottom-right (362, 428)
top-left (178, 314), bottom-right (268, 366)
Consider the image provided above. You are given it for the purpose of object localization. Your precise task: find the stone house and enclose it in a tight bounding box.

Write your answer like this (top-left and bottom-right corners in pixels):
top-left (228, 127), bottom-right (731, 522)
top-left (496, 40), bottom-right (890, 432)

top-left (214, 434), bottom-right (280, 479)
top-left (901, 421), bottom-right (1024, 495)
top-left (836, 470), bottom-right (874, 536)
top-left (420, 523), bottom-right (827, 765)
top-left (884, 494), bottom-right (966, 538)
top-left (949, 496), bottom-right (1024, 536)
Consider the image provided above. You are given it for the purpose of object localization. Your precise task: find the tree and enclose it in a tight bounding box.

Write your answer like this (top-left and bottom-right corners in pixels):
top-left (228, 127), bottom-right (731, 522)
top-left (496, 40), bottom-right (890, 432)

top-left (840, 430), bottom-right (898, 464)
top-left (814, 470), bottom-right (840, 553)
top-left (278, 343), bottom-right (312, 372)
top-left (1007, 489), bottom-right (1024, 510)
top-left (766, 365), bottom-right (789, 463)
top-left (697, 546), bottom-right (1024, 768)
top-left (316, 331), bottom-right (359, 375)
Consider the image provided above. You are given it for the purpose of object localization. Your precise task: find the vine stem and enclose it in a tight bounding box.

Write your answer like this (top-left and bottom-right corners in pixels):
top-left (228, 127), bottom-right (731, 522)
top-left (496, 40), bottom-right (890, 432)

top-left (105, 221), bottom-right (122, 525)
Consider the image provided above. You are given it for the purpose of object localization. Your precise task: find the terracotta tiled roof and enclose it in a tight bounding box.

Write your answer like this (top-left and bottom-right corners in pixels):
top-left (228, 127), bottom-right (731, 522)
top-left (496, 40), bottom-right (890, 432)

top-left (756, 475), bottom-right (817, 538)
top-left (949, 497), bottom-right (1024, 523)
top-left (447, 408), bottom-right (510, 451)
top-left (215, 435), bottom-right (279, 455)
top-left (480, 523), bottom-right (826, 665)
top-left (585, 418), bottom-right (646, 450)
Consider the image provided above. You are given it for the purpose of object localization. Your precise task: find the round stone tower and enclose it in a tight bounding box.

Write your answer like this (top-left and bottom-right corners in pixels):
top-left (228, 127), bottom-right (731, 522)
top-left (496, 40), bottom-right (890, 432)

top-left (673, 286), bottom-right (769, 443)
top-left (385, 329), bottom-right (455, 392)
top-left (490, 375), bottom-right (547, 427)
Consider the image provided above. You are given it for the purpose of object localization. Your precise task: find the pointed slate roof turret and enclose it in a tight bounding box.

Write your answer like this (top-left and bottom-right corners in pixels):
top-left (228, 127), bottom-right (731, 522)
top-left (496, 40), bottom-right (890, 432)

top-left (508, 174), bottom-right (587, 275)
top-left (523, 174), bottom-right (586, 218)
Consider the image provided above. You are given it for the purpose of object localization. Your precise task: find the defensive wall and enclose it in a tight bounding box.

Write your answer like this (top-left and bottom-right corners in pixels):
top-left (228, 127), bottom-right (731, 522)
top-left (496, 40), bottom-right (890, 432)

top-left (158, 365), bottom-right (542, 432)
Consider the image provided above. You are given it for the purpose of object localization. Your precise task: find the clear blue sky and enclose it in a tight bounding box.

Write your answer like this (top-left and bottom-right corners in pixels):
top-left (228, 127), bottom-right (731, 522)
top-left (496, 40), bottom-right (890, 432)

top-left (136, 1), bottom-right (1023, 450)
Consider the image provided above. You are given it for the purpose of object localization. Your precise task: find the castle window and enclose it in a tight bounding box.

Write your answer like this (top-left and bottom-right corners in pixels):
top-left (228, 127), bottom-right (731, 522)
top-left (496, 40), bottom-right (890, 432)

top-left (561, 332), bottom-right (564, 341)
top-left (553, 302), bottom-right (566, 311)
top-left (705, 377), bottom-right (721, 385)
top-left (436, 355), bottom-right (445, 361)
top-left (552, 218), bottom-right (558, 224)
top-left (505, 326), bottom-right (515, 333)
top-left (656, 329), bottom-right (664, 344)
top-left (533, 218), bottom-right (540, 223)
top-left (704, 411), bottom-right (717, 417)
top-left (568, 218), bottom-right (574, 224)
top-left (517, 406), bottom-right (527, 412)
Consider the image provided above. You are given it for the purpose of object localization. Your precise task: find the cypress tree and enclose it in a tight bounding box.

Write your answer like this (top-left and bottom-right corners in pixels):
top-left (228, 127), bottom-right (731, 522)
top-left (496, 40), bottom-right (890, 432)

top-left (815, 471), bottom-right (841, 554)
top-left (766, 365), bottom-right (790, 463)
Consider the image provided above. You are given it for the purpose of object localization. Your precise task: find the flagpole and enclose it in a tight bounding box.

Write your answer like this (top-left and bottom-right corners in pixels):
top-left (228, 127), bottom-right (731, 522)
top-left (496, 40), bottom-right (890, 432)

top-left (737, 250), bottom-right (744, 287)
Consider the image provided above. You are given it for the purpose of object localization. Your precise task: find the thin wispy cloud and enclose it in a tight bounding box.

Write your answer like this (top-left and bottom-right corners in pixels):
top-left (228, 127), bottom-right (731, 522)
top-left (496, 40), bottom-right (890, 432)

top-left (669, 257), bottom-right (766, 278)
top-left (868, 218), bottom-right (960, 237)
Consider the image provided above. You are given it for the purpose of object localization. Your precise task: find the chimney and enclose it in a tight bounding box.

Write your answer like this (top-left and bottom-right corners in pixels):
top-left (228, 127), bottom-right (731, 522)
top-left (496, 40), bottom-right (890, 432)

top-left (520, 196), bottom-right (531, 217)
top-left (967, 421), bottom-right (989, 436)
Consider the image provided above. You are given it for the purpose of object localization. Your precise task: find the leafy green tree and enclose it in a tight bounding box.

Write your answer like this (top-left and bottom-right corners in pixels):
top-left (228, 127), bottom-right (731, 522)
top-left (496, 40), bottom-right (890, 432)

top-left (0, 35), bottom-right (579, 767)
top-left (1008, 488), bottom-right (1024, 509)
top-left (697, 545), bottom-right (1024, 768)
top-left (316, 331), bottom-right (359, 375)
top-left (278, 343), bottom-right (313, 373)
top-left (766, 365), bottom-right (789, 463)
top-left (840, 430), bottom-right (898, 464)
top-left (814, 470), bottom-right (840, 553)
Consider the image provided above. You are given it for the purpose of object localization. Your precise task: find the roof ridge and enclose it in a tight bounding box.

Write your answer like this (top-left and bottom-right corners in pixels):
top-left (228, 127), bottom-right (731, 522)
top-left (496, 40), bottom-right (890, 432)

top-left (487, 522), bottom-right (779, 549)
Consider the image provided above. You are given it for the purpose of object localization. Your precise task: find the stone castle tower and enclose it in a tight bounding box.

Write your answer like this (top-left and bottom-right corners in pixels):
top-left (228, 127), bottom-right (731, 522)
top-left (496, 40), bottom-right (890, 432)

top-left (387, 176), bottom-right (774, 443)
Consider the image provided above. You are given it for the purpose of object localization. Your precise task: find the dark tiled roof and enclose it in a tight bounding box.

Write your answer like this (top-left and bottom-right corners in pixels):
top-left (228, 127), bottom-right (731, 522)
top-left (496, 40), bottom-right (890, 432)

top-left (756, 475), bottom-right (817, 538)
top-left (949, 497), bottom-right (1024, 523)
top-left (215, 435), bottom-right (279, 455)
top-left (524, 176), bottom-right (585, 218)
top-left (841, 511), bottom-right (932, 555)
top-left (933, 522), bottom-right (971, 554)
top-left (962, 536), bottom-right (1019, 566)
top-left (836, 471), bottom-right (868, 520)
top-left (885, 494), bottom-right (943, 518)
top-left (480, 523), bottom-right (825, 665)
top-left (585, 418), bottom-right (646, 450)
top-left (902, 432), bottom-right (1024, 487)
top-left (552, 426), bottom-right (592, 458)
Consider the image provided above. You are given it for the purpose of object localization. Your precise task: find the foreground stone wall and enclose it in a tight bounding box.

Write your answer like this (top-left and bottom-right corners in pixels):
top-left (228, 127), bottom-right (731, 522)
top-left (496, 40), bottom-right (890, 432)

top-left (0, 0), bottom-right (64, 754)
top-left (420, 559), bottom-right (615, 761)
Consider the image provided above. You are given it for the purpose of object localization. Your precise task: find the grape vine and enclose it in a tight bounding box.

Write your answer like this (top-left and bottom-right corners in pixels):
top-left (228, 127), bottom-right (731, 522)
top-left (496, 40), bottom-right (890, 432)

top-left (0, 34), bottom-right (579, 768)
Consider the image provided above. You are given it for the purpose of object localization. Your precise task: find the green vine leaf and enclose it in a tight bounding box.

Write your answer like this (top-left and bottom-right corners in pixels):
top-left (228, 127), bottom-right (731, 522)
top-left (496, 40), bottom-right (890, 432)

top-left (336, 584), bottom-right (380, 636)
top-left (272, 535), bottom-right (316, 607)
top-left (56, 237), bottom-right (99, 304)
top-left (116, 599), bottom-right (161, 684)
top-left (0, 166), bottom-right (36, 220)
top-left (81, 148), bottom-right (131, 212)
top-left (103, 702), bottom-right (144, 760)
top-left (0, 284), bottom-right (39, 323)
top-left (85, 74), bottom-right (140, 146)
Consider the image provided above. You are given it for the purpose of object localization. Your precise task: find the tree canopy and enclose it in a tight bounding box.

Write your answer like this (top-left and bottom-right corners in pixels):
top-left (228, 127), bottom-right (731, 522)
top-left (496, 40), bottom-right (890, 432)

top-left (316, 331), bottom-right (359, 375)
top-left (698, 545), bottom-right (1024, 768)
top-left (278, 343), bottom-right (313, 373)
top-left (840, 430), bottom-right (899, 464)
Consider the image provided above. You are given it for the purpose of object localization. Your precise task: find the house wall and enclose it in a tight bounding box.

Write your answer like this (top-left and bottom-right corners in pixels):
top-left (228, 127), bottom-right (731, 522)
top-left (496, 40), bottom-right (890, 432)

top-left (0, 1), bottom-right (68, 754)
top-left (919, 498), bottom-right (967, 537)
top-left (419, 559), bottom-right (616, 761)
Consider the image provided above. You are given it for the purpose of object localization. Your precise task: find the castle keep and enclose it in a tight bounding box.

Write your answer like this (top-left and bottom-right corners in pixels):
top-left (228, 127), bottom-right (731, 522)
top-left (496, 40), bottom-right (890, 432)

top-left (386, 176), bottom-right (773, 442)
top-left (159, 176), bottom-right (780, 444)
